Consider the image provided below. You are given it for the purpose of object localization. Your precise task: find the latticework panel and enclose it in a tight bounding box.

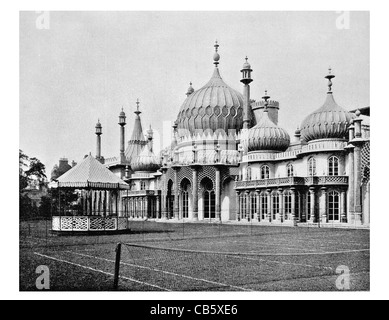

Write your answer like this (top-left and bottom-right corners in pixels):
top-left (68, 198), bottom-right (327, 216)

top-left (60, 217), bottom-right (73, 230)
top-left (118, 218), bottom-right (128, 230)
top-left (178, 166), bottom-right (194, 189)
top-left (89, 217), bottom-right (105, 231)
top-left (105, 218), bottom-right (117, 230)
top-left (52, 217), bottom-right (60, 231)
top-left (72, 217), bottom-right (89, 231)
top-left (198, 166), bottom-right (216, 191)
top-left (361, 141), bottom-right (370, 184)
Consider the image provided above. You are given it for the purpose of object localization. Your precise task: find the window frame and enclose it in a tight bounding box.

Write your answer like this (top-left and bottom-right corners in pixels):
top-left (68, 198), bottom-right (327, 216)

top-left (308, 157), bottom-right (316, 177)
top-left (261, 165), bottom-right (270, 180)
top-left (328, 156), bottom-right (339, 176)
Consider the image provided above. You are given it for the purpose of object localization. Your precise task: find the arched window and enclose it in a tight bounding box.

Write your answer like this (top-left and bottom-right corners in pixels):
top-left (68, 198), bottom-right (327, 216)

top-left (261, 165), bottom-right (270, 179)
top-left (140, 181), bottom-right (146, 190)
top-left (260, 192), bottom-right (268, 220)
top-left (328, 190), bottom-right (340, 221)
top-left (328, 156), bottom-right (339, 176)
top-left (181, 180), bottom-right (191, 219)
top-left (308, 157), bottom-right (316, 176)
top-left (202, 178), bottom-right (215, 219)
top-left (272, 192), bottom-right (279, 220)
top-left (250, 192), bottom-right (257, 220)
top-left (287, 164), bottom-right (294, 177)
top-left (246, 166), bottom-right (252, 181)
top-left (284, 190), bottom-right (292, 220)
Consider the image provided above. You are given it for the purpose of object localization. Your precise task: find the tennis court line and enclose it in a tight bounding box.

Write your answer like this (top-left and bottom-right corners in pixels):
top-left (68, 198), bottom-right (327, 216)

top-left (65, 250), bottom-right (252, 292)
top-left (33, 252), bottom-right (170, 291)
top-left (227, 255), bottom-right (334, 271)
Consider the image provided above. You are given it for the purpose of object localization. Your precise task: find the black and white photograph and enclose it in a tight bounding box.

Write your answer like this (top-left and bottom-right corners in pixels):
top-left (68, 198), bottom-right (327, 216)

top-left (6, 2), bottom-right (387, 303)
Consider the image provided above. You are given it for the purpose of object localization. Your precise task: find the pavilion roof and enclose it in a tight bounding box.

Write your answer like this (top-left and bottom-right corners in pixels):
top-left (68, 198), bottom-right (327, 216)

top-left (50, 154), bottom-right (129, 189)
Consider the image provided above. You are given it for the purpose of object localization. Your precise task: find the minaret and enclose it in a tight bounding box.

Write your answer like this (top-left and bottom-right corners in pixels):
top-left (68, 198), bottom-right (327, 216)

top-left (241, 56), bottom-right (253, 129)
top-left (118, 107), bottom-right (126, 162)
top-left (95, 119), bottom-right (102, 161)
top-left (147, 125), bottom-right (154, 152)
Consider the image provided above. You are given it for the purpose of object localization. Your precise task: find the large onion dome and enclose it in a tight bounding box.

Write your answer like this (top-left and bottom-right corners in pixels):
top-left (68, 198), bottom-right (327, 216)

top-left (300, 69), bottom-right (355, 142)
top-left (247, 92), bottom-right (290, 152)
top-left (176, 42), bottom-right (244, 138)
top-left (131, 127), bottom-right (161, 172)
top-left (131, 147), bottom-right (161, 172)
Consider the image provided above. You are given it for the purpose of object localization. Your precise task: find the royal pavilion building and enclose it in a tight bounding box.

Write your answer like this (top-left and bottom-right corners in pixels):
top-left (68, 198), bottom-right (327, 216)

top-left (53, 42), bottom-right (370, 229)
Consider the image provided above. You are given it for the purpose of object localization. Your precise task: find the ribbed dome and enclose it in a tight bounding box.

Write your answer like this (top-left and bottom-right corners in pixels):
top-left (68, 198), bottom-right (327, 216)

top-left (300, 93), bottom-right (355, 142)
top-left (176, 67), bottom-right (244, 138)
top-left (131, 146), bottom-right (161, 172)
top-left (247, 110), bottom-right (290, 152)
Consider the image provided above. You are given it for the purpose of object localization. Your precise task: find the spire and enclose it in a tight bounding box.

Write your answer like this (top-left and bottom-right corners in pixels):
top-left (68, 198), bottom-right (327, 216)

top-left (125, 99), bottom-right (147, 164)
top-left (213, 40), bottom-right (220, 67)
top-left (325, 67), bottom-right (335, 94)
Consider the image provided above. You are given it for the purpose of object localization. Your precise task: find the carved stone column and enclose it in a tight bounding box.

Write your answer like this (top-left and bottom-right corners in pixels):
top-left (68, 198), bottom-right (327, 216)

top-left (267, 189), bottom-right (271, 222)
top-left (192, 168), bottom-right (199, 220)
top-left (290, 188), bottom-right (296, 225)
top-left (174, 169), bottom-right (179, 220)
top-left (236, 191), bottom-right (241, 221)
top-left (341, 190), bottom-right (347, 223)
top-left (309, 187), bottom-right (315, 223)
top-left (215, 167), bottom-right (221, 221)
top-left (320, 187), bottom-right (328, 224)
top-left (278, 189), bottom-right (283, 222)
top-left (255, 190), bottom-right (260, 222)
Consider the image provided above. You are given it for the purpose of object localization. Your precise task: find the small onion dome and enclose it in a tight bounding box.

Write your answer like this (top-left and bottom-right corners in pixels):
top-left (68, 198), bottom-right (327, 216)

top-left (247, 110), bottom-right (290, 152)
top-left (186, 82), bottom-right (194, 96)
top-left (242, 56), bottom-right (251, 70)
top-left (119, 110), bottom-right (125, 117)
top-left (131, 147), bottom-right (161, 172)
top-left (95, 120), bottom-right (102, 128)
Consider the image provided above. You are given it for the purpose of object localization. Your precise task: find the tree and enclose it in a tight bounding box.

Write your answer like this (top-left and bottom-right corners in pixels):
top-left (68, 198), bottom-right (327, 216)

top-left (19, 150), bottom-right (47, 218)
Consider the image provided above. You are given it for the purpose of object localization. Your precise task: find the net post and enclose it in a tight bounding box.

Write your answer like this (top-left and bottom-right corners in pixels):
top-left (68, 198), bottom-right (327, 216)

top-left (113, 243), bottom-right (122, 290)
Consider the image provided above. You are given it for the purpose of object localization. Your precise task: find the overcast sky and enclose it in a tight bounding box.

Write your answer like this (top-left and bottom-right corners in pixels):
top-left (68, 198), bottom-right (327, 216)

top-left (20, 11), bottom-right (369, 174)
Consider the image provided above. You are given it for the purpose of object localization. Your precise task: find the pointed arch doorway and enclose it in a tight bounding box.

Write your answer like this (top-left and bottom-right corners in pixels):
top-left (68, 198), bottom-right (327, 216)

top-left (201, 178), bottom-right (215, 220)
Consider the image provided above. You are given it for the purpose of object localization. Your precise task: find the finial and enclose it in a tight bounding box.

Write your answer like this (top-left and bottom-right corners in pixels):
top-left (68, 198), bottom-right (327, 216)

top-left (325, 67), bottom-right (335, 93)
top-left (245, 56), bottom-right (248, 62)
top-left (262, 90), bottom-right (270, 112)
top-left (134, 98), bottom-right (141, 115)
top-left (213, 40), bottom-right (220, 67)
top-left (186, 81), bottom-right (194, 96)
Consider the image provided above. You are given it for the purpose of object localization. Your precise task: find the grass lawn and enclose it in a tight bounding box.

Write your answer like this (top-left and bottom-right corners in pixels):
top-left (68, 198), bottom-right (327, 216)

top-left (20, 220), bottom-right (370, 291)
